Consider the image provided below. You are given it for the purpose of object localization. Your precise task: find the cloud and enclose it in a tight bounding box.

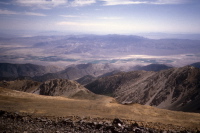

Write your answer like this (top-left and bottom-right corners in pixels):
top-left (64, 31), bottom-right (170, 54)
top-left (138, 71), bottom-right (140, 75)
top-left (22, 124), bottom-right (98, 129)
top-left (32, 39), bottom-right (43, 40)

top-left (0, 2), bottom-right (10, 5)
top-left (56, 21), bottom-right (130, 33)
top-left (0, 9), bottom-right (46, 16)
top-left (24, 12), bottom-right (47, 16)
top-left (69, 0), bottom-right (96, 7)
top-left (0, 9), bottom-right (18, 15)
top-left (59, 15), bottom-right (121, 19)
top-left (98, 17), bottom-right (122, 20)
top-left (100, 0), bottom-right (190, 6)
top-left (59, 15), bottom-right (82, 18)
top-left (57, 21), bottom-right (103, 26)
top-left (15, 0), bottom-right (96, 8)
top-left (15, 0), bottom-right (67, 9)
top-left (100, 0), bottom-right (148, 6)
top-left (152, 0), bottom-right (189, 4)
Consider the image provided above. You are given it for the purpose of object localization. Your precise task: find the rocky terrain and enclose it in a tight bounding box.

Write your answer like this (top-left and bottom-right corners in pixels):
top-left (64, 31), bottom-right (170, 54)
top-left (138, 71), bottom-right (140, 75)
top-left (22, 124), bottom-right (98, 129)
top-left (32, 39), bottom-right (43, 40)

top-left (0, 79), bottom-right (41, 93)
top-left (76, 75), bottom-right (97, 85)
top-left (0, 78), bottom-right (100, 100)
top-left (86, 71), bottom-right (154, 96)
top-left (86, 66), bottom-right (200, 112)
top-left (1, 110), bottom-right (198, 133)
top-left (1, 64), bottom-right (200, 113)
top-left (35, 79), bottom-right (99, 100)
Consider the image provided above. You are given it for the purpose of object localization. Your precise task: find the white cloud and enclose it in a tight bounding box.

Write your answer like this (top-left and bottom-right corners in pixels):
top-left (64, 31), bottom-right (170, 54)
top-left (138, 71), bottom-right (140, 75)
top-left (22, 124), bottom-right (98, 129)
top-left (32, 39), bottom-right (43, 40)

top-left (15, 0), bottom-right (67, 9)
top-left (57, 21), bottom-right (103, 26)
top-left (152, 0), bottom-right (189, 4)
top-left (101, 0), bottom-right (148, 6)
top-left (98, 17), bottom-right (122, 20)
top-left (0, 9), bottom-right (46, 16)
top-left (55, 21), bottom-right (135, 34)
top-left (59, 15), bottom-right (82, 18)
top-left (100, 0), bottom-right (190, 6)
top-left (69, 0), bottom-right (96, 7)
top-left (0, 2), bottom-right (10, 5)
top-left (15, 0), bottom-right (96, 8)
top-left (24, 12), bottom-right (47, 16)
top-left (0, 9), bottom-right (18, 15)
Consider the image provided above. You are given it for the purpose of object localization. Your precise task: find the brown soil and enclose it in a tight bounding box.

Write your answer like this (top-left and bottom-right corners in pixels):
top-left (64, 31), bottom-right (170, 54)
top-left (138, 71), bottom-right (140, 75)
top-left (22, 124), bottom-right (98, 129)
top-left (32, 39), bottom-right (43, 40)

top-left (0, 87), bottom-right (200, 131)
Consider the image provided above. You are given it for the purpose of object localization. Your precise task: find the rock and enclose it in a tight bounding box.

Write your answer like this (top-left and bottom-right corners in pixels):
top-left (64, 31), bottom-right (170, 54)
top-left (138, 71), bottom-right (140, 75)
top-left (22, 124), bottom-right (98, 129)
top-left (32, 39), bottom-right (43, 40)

top-left (112, 118), bottom-right (123, 127)
top-left (0, 111), bottom-right (197, 133)
top-left (131, 122), bottom-right (139, 128)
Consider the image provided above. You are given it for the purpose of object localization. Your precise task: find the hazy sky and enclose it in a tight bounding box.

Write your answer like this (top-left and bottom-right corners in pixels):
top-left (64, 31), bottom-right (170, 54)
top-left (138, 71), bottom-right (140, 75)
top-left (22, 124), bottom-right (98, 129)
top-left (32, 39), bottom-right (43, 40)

top-left (0, 0), bottom-right (200, 34)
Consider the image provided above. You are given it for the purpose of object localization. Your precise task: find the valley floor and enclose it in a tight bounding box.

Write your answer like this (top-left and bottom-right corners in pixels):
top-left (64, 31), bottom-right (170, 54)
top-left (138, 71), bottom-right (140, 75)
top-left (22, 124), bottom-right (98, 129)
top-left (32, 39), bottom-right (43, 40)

top-left (0, 87), bottom-right (200, 132)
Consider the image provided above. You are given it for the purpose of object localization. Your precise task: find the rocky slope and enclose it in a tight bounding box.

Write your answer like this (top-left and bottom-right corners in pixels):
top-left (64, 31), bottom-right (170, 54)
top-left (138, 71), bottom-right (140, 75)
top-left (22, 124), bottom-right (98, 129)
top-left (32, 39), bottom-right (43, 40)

top-left (0, 79), bottom-right (41, 93)
top-left (76, 75), bottom-right (97, 85)
top-left (86, 66), bottom-right (200, 112)
top-left (34, 79), bottom-right (98, 100)
top-left (85, 71), bottom-right (155, 96)
top-left (0, 78), bottom-right (98, 100)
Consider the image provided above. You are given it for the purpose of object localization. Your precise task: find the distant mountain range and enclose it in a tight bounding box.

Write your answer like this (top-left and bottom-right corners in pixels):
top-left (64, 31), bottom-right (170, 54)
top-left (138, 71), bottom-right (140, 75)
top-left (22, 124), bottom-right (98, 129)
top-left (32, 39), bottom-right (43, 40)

top-left (32, 63), bottom-right (117, 82)
top-left (131, 64), bottom-right (172, 71)
top-left (0, 63), bottom-right (173, 82)
top-left (0, 62), bottom-right (199, 82)
top-left (1, 34), bottom-right (200, 66)
top-left (0, 63), bottom-right (61, 79)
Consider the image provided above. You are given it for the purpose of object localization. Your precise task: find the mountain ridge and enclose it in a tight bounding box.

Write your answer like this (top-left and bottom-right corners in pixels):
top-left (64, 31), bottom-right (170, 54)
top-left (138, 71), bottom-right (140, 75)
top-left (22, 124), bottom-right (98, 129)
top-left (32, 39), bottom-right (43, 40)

top-left (85, 66), bottom-right (200, 112)
top-left (0, 63), bottom-right (61, 79)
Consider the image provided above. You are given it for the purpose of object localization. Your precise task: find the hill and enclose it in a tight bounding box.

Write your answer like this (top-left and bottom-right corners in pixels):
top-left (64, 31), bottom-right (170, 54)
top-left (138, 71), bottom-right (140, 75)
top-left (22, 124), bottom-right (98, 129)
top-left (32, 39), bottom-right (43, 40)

top-left (86, 66), bottom-right (200, 112)
top-left (35, 79), bottom-right (100, 100)
top-left (0, 78), bottom-right (100, 100)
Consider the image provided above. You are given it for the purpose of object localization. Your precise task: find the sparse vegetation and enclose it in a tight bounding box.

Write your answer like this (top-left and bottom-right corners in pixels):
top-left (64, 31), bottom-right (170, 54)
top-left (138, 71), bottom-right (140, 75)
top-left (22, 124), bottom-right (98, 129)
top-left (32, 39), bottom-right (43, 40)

top-left (0, 87), bottom-right (200, 131)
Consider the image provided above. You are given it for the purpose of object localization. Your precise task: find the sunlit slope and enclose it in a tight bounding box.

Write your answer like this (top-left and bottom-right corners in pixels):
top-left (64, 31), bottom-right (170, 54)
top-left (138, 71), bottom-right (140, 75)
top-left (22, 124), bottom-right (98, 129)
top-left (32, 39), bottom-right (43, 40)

top-left (0, 87), bottom-right (200, 130)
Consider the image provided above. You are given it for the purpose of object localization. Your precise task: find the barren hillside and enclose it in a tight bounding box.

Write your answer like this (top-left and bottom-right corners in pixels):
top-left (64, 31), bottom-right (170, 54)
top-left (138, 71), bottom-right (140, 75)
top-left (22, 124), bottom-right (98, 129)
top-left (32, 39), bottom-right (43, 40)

top-left (0, 87), bottom-right (200, 132)
top-left (86, 66), bottom-right (200, 112)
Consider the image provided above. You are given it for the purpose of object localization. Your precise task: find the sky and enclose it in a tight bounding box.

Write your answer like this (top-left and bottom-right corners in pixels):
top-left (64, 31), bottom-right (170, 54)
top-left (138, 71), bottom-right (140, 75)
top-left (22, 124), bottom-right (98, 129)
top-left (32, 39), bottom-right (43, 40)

top-left (0, 0), bottom-right (200, 34)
